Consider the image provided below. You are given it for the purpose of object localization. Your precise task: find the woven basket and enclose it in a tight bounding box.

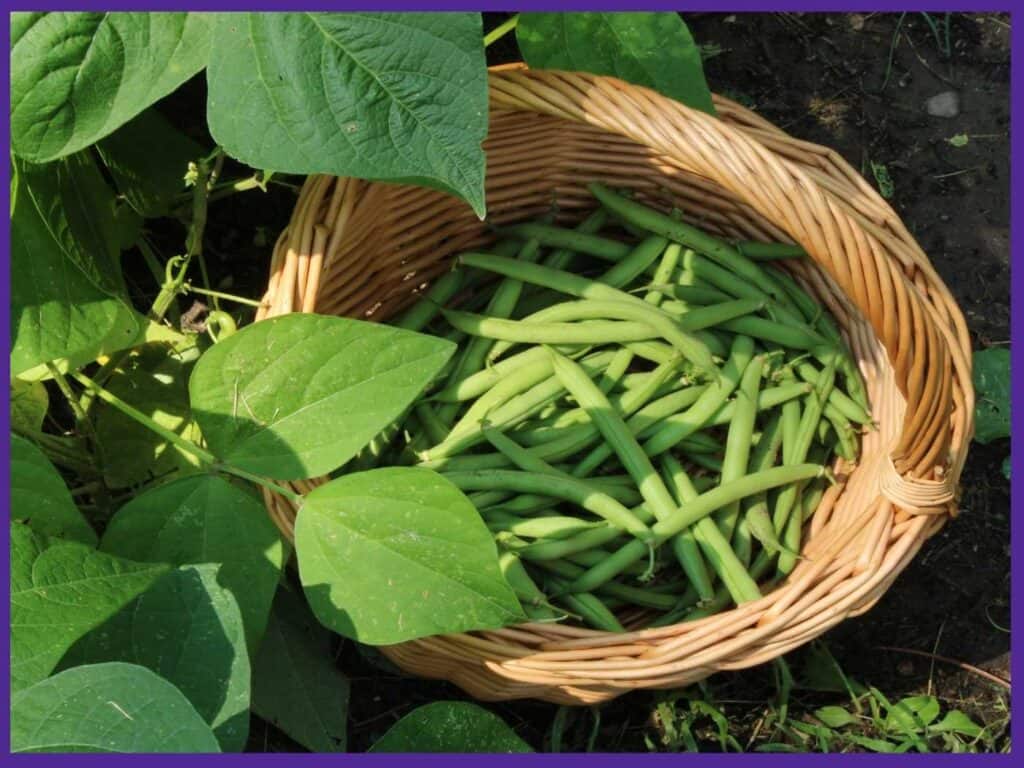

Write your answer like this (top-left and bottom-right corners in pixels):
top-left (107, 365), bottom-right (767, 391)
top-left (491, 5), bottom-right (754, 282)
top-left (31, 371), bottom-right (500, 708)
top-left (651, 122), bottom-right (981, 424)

top-left (255, 67), bottom-right (973, 706)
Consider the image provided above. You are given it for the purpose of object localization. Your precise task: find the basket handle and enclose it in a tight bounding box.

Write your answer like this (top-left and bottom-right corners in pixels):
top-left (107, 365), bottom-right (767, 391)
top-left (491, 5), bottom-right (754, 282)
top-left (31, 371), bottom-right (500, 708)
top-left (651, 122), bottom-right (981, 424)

top-left (488, 68), bottom-right (969, 503)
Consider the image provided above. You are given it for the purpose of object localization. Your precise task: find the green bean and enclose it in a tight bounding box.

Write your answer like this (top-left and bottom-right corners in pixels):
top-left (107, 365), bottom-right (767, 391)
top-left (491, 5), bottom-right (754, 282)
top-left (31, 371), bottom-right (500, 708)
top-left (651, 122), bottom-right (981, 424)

top-left (496, 479), bottom-right (644, 515)
top-left (432, 346), bottom-right (551, 403)
top-left (800, 479), bottom-right (827, 523)
top-left (482, 428), bottom-right (654, 541)
top-left (445, 309), bottom-right (661, 345)
top-left (718, 316), bottom-right (831, 353)
top-left (599, 235), bottom-right (670, 289)
top-left (644, 587), bottom-right (702, 627)
top-left (427, 350), bottom-right (616, 459)
top-left (656, 460), bottom-right (713, 601)
top-left (546, 576), bottom-right (625, 632)
top-left (734, 241), bottom-right (808, 260)
top-left (768, 268), bottom-right (870, 413)
top-left (393, 269), bottom-right (464, 331)
top-left (534, 560), bottom-right (679, 611)
top-left (715, 355), bottom-right (766, 539)
top-left (704, 382), bottom-right (814, 427)
top-left (437, 238), bottom-right (544, 422)
top-left (669, 283), bottom-right (733, 307)
top-left (566, 548), bottom-right (650, 578)
top-left (485, 512), bottom-right (604, 540)
top-left (823, 404), bottom-right (858, 461)
top-left (571, 383), bottom-right (713, 476)
top-left (795, 361), bottom-right (872, 425)
top-left (660, 298), bottom-right (770, 330)
top-left (662, 456), bottom-right (762, 605)
top-left (542, 208), bottom-right (610, 271)
top-left (554, 348), bottom-right (714, 593)
top-left (499, 222), bottom-right (632, 262)
top-left (772, 357), bottom-right (838, 539)
top-left (685, 452), bottom-right (724, 473)
top-left (738, 410), bottom-right (785, 554)
top-left (515, 524), bottom-right (624, 562)
top-left (589, 183), bottom-right (793, 304)
top-left (560, 463), bottom-right (826, 594)
top-left (639, 334), bottom-right (756, 459)
top-left (443, 467), bottom-right (653, 543)
top-left (413, 403), bottom-right (450, 446)
top-left (595, 241), bottom-right (681, 394)
top-left (457, 253), bottom-right (716, 373)
top-left (498, 552), bottom-right (564, 621)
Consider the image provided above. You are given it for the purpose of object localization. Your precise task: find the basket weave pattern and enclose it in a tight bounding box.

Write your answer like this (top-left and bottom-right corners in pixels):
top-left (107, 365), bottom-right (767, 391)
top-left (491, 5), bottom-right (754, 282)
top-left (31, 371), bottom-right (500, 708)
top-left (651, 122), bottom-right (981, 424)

top-left (255, 69), bottom-right (973, 705)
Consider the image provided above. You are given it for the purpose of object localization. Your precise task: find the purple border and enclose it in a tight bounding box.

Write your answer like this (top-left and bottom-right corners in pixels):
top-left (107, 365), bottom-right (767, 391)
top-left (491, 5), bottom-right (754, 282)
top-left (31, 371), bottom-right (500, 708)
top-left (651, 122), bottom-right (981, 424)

top-left (4, 3), bottom-right (1017, 764)
top-left (2, 2), bottom-right (1017, 10)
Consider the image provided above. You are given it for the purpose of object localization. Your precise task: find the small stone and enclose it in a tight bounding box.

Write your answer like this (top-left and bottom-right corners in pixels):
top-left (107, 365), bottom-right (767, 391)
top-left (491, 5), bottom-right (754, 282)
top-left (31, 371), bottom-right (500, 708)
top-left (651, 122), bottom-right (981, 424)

top-left (849, 13), bottom-right (866, 31)
top-left (926, 91), bottom-right (961, 118)
top-left (897, 659), bottom-right (915, 676)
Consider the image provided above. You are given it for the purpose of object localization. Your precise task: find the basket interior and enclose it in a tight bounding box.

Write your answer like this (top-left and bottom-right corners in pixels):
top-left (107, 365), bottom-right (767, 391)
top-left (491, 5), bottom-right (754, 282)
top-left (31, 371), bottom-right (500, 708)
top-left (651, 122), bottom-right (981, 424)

top-left (257, 104), bottom-right (953, 703)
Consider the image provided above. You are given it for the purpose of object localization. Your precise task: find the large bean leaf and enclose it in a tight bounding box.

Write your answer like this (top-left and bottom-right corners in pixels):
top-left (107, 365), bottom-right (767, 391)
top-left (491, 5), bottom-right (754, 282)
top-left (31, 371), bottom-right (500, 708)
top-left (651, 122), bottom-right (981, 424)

top-left (11, 662), bottom-right (220, 753)
top-left (189, 314), bottom-right (455, 480)
top-left (369, 701), bottom-right (532, 753)
top-left (296, 467), bottom-right (525, 645)
top-left (11, 154), bottom-right (142, 376)
top-left (251, 583), bottom-right (349, 752)
top-left (11, 379), bottom-right (49, 434)
top-left (11, 434), bottom-right (97, 546)
top-left (973, 347), bottom-right (1010, 444)
top-left (11, 12), bottom-right (211, 161)
top-left (10, 523), bottom-right (168, 692)
top-left (61, 565), bottom-right (250, 752)
top-left (517, 12), bottom-right (716, 115)
top-left (100, 473), bottom-right (285, 650)
top-left (206, 12), bottom-right (488, 216)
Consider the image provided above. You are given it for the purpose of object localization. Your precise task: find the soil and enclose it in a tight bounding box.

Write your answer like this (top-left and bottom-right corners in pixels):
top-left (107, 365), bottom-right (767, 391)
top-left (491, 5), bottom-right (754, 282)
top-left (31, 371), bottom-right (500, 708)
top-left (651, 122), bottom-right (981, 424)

top-left (140, 12), bottom-right (1010, 753)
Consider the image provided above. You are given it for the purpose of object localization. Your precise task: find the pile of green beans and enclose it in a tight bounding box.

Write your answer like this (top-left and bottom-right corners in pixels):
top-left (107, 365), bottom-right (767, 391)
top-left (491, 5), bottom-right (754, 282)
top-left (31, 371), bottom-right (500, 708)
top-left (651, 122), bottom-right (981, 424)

top-left (363, 183), bottom-right (871, 632)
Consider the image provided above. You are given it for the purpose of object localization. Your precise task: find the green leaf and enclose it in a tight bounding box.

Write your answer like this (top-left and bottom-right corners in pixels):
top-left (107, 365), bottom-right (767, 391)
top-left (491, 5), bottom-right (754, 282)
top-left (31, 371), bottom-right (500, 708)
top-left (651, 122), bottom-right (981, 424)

top-left (932, 710), bottom-right (984, 738)
top-left (189, 313), bottom-right (455, 480)
top-left (973, 347), bottom-right (1010, 444)
top-left (814, 705), bottom-right (857, 729)
top-left (11, 662), bottom-right (220, 753)
top-left (296, 467), bottom-right (526, 644)
top-left (848, 734), bottom-right (899, 753)
top-left (10, 523), bottom-right (168, 692)
top-left (11, 434), bottom-right (97, 546)
top-left (11, 12), bottom-right (212, 162)
top-left (11, 153), bottom-right (142, 376)
top-left (97, 108), bottom-right (206, 218)
top-left (251, 583), bottom-right (350, 752)
top-left (11, 378), bottom-right (49, 434)
top-left (870, 161), bottom-right (895, 199)
top-left (100, 473), bottom-right (285, 649)
top-left (61, 565), bottom-right (250, 752)
top-left (94, 343), bottom-right (204, 489)
top-left (885, 695), bottom-right (941, 734)
top-left (369, 701), bottom-right (532, 753)
top-left (206, 12), bottom-right (488, 217)
top-left (947, 133), bottom-right (969, 147)
top-left (1002, 455), bottom-right (1010, 480)
top-left (517, 13), bottom-right (715, 115)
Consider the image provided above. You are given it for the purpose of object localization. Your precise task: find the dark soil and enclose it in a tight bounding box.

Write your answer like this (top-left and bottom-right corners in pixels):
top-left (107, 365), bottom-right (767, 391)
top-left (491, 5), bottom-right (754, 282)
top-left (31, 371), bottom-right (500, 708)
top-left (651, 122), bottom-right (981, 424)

top-left (142, 11), bottom-right (1009, 753)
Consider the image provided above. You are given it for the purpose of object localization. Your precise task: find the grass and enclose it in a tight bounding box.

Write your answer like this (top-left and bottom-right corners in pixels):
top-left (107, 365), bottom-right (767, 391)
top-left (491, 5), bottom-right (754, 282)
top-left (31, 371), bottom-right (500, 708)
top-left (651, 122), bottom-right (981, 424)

top-left (458, 640), bottom-right (1011, 753)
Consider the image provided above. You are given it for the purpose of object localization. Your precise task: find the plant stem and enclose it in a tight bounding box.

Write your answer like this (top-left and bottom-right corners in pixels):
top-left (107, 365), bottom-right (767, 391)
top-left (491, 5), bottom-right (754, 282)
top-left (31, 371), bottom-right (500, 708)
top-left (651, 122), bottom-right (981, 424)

top-left (46, 363), bottom-right (101, 448)
top-left (484, 14), bottom-right (519, 47)
top-left (214, 464), bottom-right (303, 504)
top-left (73, 370), bottom-right (216, 464)
top-left (71, 371), bottom-right (304, 505)
top-left (185, 284), bottom-right (265, 308)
